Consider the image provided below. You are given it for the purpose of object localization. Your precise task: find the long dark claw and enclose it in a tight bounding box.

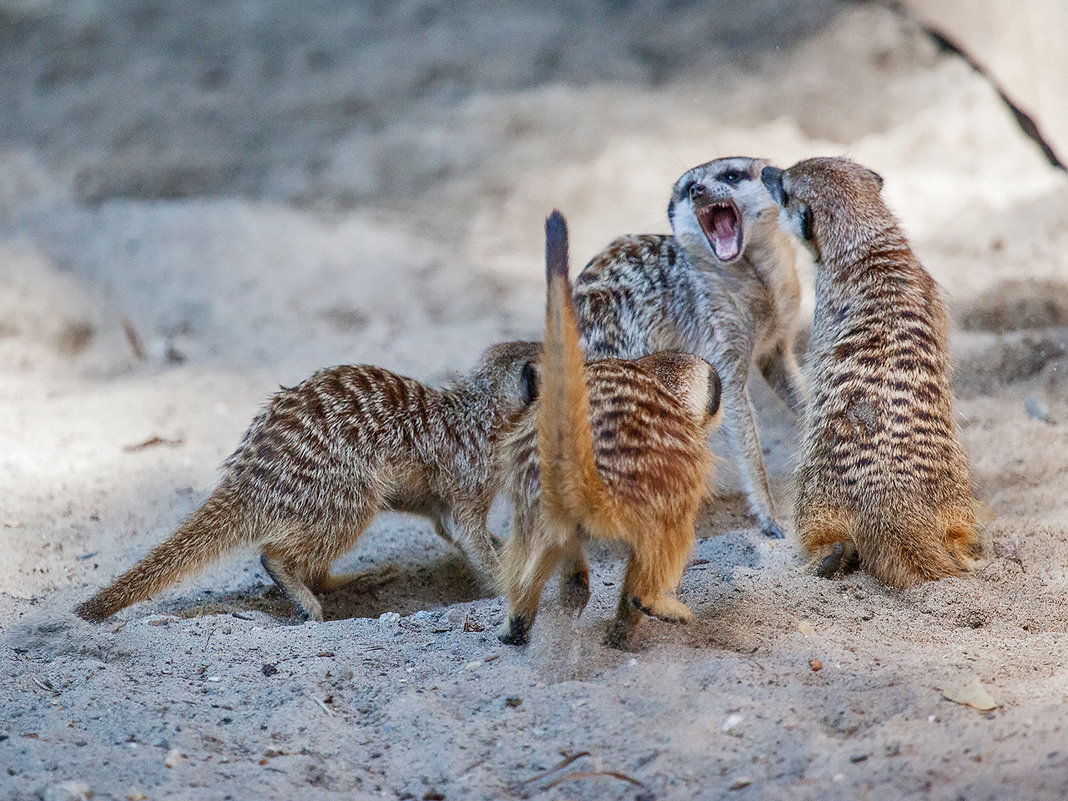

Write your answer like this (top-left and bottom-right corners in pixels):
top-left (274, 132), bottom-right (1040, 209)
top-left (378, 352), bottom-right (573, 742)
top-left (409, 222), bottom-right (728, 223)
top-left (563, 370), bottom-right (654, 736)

top-left (816, 543), bottom-right (846, 577)
top-left (761, 521), bottom-right (786, 540)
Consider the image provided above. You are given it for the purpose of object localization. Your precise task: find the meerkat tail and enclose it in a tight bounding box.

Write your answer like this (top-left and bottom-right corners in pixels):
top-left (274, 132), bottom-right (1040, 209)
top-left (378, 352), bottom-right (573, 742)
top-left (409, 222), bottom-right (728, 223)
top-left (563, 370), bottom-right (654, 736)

top-left (537, 210), bottom-right (606, 521)
top-left (75, 489), bottom-right (247, 620)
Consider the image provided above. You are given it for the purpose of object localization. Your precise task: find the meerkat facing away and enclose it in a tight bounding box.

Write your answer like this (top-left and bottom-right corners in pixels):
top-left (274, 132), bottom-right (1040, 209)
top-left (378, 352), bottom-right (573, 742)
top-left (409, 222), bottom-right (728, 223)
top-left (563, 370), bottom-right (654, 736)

top-left (76, 341), bottom-right (541, 622)
top-left (574, 156), bottom-right (806, 539)
top-left (497, 211), bottom-right (723, 648)
top-left (761, 157), bottom-right (981, 587)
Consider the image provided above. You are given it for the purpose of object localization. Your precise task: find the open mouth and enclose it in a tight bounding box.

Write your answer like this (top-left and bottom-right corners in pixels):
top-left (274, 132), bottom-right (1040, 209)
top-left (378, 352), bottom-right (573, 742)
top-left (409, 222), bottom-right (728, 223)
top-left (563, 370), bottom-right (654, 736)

top-left (696, 200), bottom-right (743, 262)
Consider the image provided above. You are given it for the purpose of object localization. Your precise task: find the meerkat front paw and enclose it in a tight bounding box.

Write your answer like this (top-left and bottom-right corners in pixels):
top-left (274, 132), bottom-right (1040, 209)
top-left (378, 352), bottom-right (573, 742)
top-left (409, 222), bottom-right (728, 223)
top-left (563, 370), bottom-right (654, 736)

top-left (633, 595), bottom-right (694, 624)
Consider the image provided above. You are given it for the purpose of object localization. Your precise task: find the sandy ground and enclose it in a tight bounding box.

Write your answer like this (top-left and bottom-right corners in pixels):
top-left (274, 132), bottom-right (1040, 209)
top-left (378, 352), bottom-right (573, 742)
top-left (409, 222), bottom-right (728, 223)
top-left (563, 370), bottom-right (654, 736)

top-left (2, 1), bottom-right (1067, 799)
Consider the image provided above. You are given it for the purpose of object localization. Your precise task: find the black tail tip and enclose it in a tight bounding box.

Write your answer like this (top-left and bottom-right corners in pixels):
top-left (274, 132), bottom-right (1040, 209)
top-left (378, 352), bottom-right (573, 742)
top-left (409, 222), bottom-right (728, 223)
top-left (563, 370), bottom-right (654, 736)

top-left (545, 209), bottom-right (569, 279)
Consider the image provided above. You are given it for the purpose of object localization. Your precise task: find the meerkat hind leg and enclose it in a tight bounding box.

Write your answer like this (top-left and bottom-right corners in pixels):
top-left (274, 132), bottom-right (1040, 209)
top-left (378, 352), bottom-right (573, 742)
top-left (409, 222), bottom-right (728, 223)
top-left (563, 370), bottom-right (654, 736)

top-left (312, 564), bottom-right (400, 594)
top-left (497, 539), bottom-right (568, 646)
top-left (558, 534), bottom-right (591, 617)
top-left (260, 553), bottom-right (324, 622)
top-left (722, 381), bottom-right (784, 539)
top-left (607, 533), bottom-right (694, 649)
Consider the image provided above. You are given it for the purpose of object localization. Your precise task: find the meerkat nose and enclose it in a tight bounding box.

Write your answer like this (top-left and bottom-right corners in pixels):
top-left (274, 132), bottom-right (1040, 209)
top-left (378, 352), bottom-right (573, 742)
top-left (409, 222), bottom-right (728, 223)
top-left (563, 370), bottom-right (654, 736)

top-left (761, 166), bottom-right (786, 206)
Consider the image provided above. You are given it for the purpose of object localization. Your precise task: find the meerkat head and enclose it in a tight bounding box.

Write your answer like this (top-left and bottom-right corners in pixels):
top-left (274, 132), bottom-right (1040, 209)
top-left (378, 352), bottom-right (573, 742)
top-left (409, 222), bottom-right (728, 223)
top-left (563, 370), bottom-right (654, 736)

top-left (761, 157), bottom-right (887, 265)
top-left (475, 340), bottom-right (542, 412)
top-left (668, 156), bottom-right (778, 266)
top-left (635, 352), bottom-right (723, 432)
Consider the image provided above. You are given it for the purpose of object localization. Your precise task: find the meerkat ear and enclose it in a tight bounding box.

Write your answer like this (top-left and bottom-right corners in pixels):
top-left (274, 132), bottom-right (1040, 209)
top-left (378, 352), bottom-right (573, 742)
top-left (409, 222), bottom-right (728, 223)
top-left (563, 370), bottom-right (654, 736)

top-left (520, 361), bottom-right (540, 405)
top-left (867, 169), bottom-right (884, 191)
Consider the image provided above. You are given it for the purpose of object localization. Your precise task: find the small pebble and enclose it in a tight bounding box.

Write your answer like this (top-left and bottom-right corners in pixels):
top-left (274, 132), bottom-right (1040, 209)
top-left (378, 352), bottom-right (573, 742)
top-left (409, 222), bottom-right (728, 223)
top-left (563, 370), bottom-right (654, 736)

top-left (1025, 394), bottom-right (1053, 423)
top-left (164, 748), bottom-right (182, 768)
top-left (261, 663), bottom-right (278, 676)
top-left (378, 611), bottom-right (401, 626)
top-left (444, 608), bottom-right (466, 626)
top-left (505, 696), bottom-right (522, 708)
top-left (722, 713), bottom-right (744, 735)
top-left (809, 659), bottom-right (823, 672)
top-left (728, 777), bottom-right (753, 791)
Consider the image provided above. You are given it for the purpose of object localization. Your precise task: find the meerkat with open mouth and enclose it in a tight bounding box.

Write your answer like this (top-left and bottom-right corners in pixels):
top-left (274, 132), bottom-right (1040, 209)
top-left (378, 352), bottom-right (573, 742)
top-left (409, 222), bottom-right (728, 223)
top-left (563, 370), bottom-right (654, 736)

top-left (761, 157), bottom-right (982, 587)
top-left (573, 156), bottom-right (807, 539)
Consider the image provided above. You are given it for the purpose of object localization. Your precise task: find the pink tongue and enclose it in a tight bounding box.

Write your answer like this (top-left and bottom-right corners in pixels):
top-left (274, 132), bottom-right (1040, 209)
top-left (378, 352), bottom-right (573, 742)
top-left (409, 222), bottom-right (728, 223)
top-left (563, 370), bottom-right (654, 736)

top-left (712, 208), bottom-right (739, 260)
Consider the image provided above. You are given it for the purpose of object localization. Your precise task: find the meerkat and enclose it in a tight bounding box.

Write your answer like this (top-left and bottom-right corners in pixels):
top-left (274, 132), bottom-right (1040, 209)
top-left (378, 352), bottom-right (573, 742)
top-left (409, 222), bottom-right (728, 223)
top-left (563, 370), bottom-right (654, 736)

top-left (574, 156), bottom-right (806, 539)
top-left (496, 210), bottom-right (723, 648)
top-left (76, 341), bottom-right (541, 622)
top-left (760, 157), bottom-right (982, 587)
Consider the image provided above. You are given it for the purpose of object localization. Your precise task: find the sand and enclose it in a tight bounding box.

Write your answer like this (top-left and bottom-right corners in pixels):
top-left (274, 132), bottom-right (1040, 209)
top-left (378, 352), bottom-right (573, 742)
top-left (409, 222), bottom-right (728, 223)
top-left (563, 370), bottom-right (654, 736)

top-left (1, 1), bottom-right (1066, 799)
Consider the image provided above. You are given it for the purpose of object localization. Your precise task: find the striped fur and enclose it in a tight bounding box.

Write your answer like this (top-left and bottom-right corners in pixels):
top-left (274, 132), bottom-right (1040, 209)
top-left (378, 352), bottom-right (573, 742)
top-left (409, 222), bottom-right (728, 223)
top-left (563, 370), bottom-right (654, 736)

top-left (497, 211), bottom-right (723, 648)
top-left (76, 342), bottom-right (541, 622)
top-left (763, 157), bottom-right (981, 587)
top-left (573, 156), bottom-right (806, 539)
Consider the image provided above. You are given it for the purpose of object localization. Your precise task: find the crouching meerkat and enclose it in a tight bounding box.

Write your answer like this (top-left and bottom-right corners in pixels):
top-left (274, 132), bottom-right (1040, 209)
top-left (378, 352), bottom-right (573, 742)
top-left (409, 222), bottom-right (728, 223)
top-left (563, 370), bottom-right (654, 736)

top-left (76, 341), bottom-right (541, 622)
top-left (497, 211), bottom-right (723, 648)
top-left (761, 157), bottom-right (982, 588)
top-left (574, 156), bottom-right (807, 539)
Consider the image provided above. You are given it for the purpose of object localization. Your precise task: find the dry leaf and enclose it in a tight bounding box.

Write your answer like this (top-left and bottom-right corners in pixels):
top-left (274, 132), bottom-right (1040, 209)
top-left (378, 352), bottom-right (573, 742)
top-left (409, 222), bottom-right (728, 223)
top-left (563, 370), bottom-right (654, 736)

top-left (942, 677), bottom-right (997, 711)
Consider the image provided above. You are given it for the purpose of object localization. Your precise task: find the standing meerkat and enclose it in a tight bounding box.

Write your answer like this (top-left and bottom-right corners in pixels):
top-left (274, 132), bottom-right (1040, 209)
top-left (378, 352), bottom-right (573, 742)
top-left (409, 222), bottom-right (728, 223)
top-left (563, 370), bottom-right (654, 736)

top-left (497, 211), bottom-right (723, 647)
top-left (574, 156), bottom-right (806, 539)
top-left (76, 341), bottom-right (541, 622)
top-left (761, 157), bottom-right (981, 587)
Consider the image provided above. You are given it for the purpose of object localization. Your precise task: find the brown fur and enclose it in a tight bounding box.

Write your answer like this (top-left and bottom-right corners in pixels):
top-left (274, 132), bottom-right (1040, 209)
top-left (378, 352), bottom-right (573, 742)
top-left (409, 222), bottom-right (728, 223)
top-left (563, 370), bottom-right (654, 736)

top-left (76, 341), bottom-right (541, 622)
top-left (496, 211), bottom-right (723, 647)
top-left (574, 157), bottom-right (806, 539)
top-left (762, 157), bottom-right (981, 588)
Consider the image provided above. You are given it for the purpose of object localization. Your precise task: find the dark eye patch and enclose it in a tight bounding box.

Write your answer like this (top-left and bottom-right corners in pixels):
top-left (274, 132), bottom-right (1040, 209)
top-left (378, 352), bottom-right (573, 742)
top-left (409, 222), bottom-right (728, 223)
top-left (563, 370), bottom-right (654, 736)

top-left (800, 204), bottom-right (814, 241)
top-left (717, 169), bottom-right (747, 185)
top-left (679, 179), bottom-right (696, 199)
top-left (520, 361), bottom-right (539, 405)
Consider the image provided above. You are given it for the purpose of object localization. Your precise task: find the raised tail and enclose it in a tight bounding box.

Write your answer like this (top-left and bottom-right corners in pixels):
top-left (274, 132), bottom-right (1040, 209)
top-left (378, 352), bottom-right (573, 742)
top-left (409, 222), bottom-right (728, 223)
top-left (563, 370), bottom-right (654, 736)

top-left (75, 488), bottom-right (246, 620)
top-left (536, 210), bottom-right (607, 522)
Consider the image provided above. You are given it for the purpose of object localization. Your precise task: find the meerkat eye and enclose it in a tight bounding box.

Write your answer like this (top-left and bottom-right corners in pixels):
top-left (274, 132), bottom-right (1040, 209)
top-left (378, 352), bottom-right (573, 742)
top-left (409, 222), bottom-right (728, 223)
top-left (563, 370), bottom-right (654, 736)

top-left (800, 204), bottom-right (814, 241)
top-left (719, 169), bottom-right (746, 185)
